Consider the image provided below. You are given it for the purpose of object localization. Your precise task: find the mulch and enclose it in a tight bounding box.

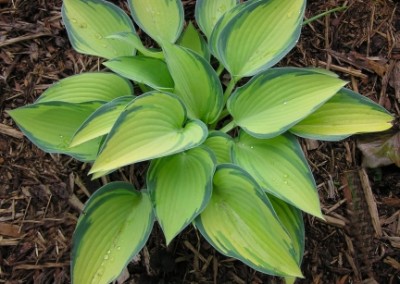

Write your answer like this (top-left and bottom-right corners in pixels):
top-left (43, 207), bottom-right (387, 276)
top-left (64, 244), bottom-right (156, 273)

top-left (0, 0), bottom-right (399, 283)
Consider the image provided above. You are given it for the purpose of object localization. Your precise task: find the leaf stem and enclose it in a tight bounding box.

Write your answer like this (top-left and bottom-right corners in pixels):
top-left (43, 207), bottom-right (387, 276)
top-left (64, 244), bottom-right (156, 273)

top-left (216, 63), bottom-right (225, 76)
top-left (303, 6), bottom-right (347, 26)
top-left (220, 120), bottom-right (236, 133)
top-left (223, 78), bottom-right (236, 103)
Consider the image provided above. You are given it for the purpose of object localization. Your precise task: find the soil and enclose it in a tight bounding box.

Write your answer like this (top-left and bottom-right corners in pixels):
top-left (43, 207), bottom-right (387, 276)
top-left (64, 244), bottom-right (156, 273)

top-left (1, 0), bottom-right (400, 283)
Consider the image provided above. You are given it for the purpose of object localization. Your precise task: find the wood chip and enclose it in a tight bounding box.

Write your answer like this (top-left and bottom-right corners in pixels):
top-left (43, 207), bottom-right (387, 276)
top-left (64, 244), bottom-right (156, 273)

top-left (0, 123), bottom-right (23, 139)
top-left (0, 223), bottom-right (21, 238)
top-left (359, 169), bottom-right (383, 237)
top-left (384, 256), bottom-right (400, 270)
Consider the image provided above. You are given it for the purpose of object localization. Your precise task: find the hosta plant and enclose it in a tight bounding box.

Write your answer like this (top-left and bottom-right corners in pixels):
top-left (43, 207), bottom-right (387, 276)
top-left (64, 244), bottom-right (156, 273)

top-left (8, 0), bottom-right (393, 283)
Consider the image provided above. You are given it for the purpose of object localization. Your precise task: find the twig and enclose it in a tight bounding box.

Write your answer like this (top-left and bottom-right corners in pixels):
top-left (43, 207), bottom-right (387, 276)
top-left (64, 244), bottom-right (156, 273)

top-left (0, 123), bottom-right (23, 139)
top-left (358, 168), bottom-right (382, 237)
top-left (0, 32), bottom-right (52, 48)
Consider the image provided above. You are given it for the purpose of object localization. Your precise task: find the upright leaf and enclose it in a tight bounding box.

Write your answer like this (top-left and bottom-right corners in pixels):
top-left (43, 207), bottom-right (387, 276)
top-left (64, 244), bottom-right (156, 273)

top-left (103, 56), bottom-right (174, 91)
top-left (72, 182), bottom-right (154, 284)
top-left (196, 165), bottom-right (302, 277)
top-left (36, 72), bottom-right (133, 104)
top-left (128, 0), bottom-right (184, 43)
top-left (290, 88), bottom-right (393, 141)
top-left (163, 43), bottom-right (223, 124)
top-left (8, 102), bottom-right (103, 161)
top-left (90, 92), bottom-right (208, 175)
top-left (268, 195), bottom-right (305, 264)
top-left (62, 0), bottom-right (136, 59)
top-left (178, 22), bottom-right (210, 61)
top-left (71, 96), bottom-right (134, 147)
top-left (148, 147), bottom-right (215, 244)
top-left (203, 131), bottom-right (234, 164)
top-left (210, 0), bottom-right (305, 77)
top-left (227, 68), bottom-right (346, 139)
top-left (195, 0), bottom-right (238, 39)
top-left (232, 131), bottom-right (322, 217)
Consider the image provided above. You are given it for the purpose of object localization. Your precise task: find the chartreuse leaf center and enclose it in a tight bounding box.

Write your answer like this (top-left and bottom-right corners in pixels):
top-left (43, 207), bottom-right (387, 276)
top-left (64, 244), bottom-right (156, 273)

top-left (72, 182), bottom-right (154, 284)
top-left (196, 164), bottom-right (303, 277)
top-left (90, 91), bottom-right (208, 175)
top-left (147, 146), bottom-right (215, 244)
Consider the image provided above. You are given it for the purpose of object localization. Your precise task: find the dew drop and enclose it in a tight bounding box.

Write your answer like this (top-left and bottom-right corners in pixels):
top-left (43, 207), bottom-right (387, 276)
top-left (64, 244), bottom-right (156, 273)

top-left (102, 44), bottom-right (108, 48)
top-left (117, 246), bottom-right (121, 250)
top-left (95, 33), bottom-right (102, 39)
top-left (110, 257), bottom-right (115, 263)
top-left (283, 174), bottom-right (288, 178)
top-left (70, 18), bottom-right (77, 23)
top-left (283, 101), bottom-right (288, 105)
top-left (250, 146), bottom-right (254, 149)
top-left (79, 22), bottom-right (87, 29)
top-left (287, 11), bottom-right (294, 18)
top-left (284, 180), bottom-right (288, 185)
top-left (104, 255), bottom-right (109, 260)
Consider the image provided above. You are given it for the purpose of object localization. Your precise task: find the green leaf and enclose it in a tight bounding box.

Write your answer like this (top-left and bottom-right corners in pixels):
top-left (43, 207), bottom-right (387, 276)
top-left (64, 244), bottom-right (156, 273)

top-left (62, 0), bottom-right (136, 59)
top-left (72, 182), bottom-right (154, 284)
top-left (227, 68), bottom-right (346, 139)
top-left (103, 56), bottom-right (174, 91)
top-left (36, 72), bottom-right (133, 104)
top-left (106, 32), bottom-right (164, 59)
top-left (128, 0), bottom-right (184, 43)
top-left (232, 131), bottom-right (322, 217)
top-left (211, 0), bottom-right (306, 77)
top-left (209, 1), bottom-right (249, 63)
top-left (203, 131), bottom-right (234, 164)
top-left (147, 147), bottom-right (215, 244)
top-left (71, 96), bottom-right (134, 147)
top-left (163, 43), bottom-right (223, 124)
top-left (290, 88), bottom-right (394, 141)
top-left (195, 0), bottom-right (238, 39)
top-left (8, 101), bottom-right (103, 161)
top-left (196, 164), bottom-right (302, 277)
top-left (178, 22), bottom-right (210, 61)
top-left (90, 92), bottom-right (208, 175)
top-left (268, 195), bottom-right (305, 264)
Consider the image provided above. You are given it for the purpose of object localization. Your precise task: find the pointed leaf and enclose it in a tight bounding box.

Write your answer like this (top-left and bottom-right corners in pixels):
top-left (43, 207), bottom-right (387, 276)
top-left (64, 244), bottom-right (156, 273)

top-left (196, 164), bottom-right (302, 277)
top-left (148, 147), bottom-right (215, 244)
top-left (103, 56), bottom-right (174, 91)
top-left (209, 1), bottom-right (249, 63)
top-left (227, 68), bottom-right (346, 139)
top-left (210, 0), bottom-right (306, 77)
top-left (8, 102), bottom-right (103, 161)
top-left (36, 73), bottom-right (133, 104)
top-left (163, 43), bottom-right (223, 124)
top-left (90, 92), bottom-right (208, 175)
top-left (71, 96), bottom-right (134, 147)
top-left (128, 0), bottom-right (184, 43)
top-left (290, 88), bottom-right (394, 141)
top-left (195, 0), bottom-right (238, 39)
top-left (178, 22), bottom-right (210, 61)
top-left (107, 32), bottom-right (164, 59)
top-left (203, 131), bottom-right (234, 164)
top-left (72, 182), bottom-right (154, 284)
top-left (62, 0), bottom-right (136, 59)
top-left (268, 195), bottom-right (305, 264)
top-left (232, 131), bottom-right (322, 217)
